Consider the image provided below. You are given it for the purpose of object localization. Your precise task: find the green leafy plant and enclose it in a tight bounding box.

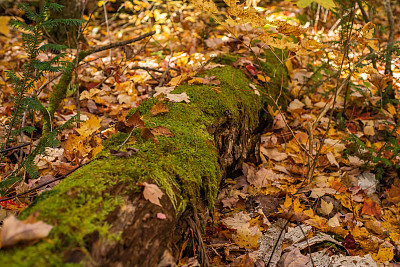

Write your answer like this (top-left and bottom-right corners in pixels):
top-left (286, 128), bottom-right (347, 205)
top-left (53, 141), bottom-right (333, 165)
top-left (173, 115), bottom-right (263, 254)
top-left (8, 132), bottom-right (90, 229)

top-left (344, 122), bottom-right (400, 180)
top-left (0, 1), bottom-right (83, 195)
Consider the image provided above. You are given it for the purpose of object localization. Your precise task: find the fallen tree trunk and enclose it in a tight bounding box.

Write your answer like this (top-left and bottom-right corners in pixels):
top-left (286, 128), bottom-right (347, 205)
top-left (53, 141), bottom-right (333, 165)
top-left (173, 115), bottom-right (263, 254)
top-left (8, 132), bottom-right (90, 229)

top-left (0, 59), bottom-right (288, 266)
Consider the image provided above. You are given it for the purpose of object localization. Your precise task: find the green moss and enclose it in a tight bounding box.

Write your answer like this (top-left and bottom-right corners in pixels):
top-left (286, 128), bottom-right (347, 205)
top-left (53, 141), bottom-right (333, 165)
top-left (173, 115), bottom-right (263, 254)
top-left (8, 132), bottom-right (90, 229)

top-left (0, 66), bottom-right (265, 266)
top-left (213, 54), bottom-right (239, 65)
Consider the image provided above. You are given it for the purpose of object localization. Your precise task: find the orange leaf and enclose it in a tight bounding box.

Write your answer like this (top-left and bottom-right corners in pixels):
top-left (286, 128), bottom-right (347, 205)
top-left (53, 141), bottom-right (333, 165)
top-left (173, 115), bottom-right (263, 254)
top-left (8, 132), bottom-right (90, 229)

top-left (330, 180), bottom-right (347, 193)
top-left (362, 198), bottom-right (381, 219)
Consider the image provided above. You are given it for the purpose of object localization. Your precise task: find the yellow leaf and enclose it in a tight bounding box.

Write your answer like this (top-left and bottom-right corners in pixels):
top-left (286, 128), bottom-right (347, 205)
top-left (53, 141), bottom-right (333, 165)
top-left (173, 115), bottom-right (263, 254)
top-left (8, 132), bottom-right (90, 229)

top-left (167, 72), bottom-right (194, 87)
top-left (372, 246), bottom-right (394, 263)
top-left (387, 103), bottom-right (397, 115)
top-left (284, 195), bottom-right (292, 209)
top-left (75, 116), bottom-right (102, 138)
top-left (0, 16), bottom-right (11, 36)
top-left (293, 197), bottom-right (303, 213)
top-left (352, 226), bottom-right (370, 240)
top-left (267, 105), bottom-right (278, 116)
top-left (257, 74), bottom-right (270, 82)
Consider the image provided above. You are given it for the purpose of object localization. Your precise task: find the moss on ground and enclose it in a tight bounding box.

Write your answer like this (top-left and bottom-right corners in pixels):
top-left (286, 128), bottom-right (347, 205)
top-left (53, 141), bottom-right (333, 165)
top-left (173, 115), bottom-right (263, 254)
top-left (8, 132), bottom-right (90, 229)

top-left (0, 66), bottom-right (268, 266)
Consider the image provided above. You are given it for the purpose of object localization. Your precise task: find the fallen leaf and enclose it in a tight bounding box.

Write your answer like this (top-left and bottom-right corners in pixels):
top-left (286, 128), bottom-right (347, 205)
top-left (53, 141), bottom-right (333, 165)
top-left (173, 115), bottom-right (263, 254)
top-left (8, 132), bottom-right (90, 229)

top-left (0, 215), bottom-right (53, 248)
top-left (357, 172), bottom-right (377, 195)
top-left (188, 75), bottom-right (220, 85)
top-left (75, 116), bottom-right (102, 138)
top-left (257, 74), bottom-right (270, 82)
top-left (127, 110), bottom-right (145, 128)
top-left (140, 182), bottom-right (164, 207)
top-left (151, 102), bottom-right (169, 116)
top-left (261, 147), bottom-right (288, 161)
top-left (272, 113), bottom-right (286, 130)
top-left (221, 197), bottom-right (238, 209)
top-left (318, 199), bottom-right (333, 216)
top-left (363, 121), bottom-right (375, 136)
top-left (343, 233), bottom-right (358, 249)
top-left (372, 246), bottom-right (394, 263)
top-left (327, 214), bottom-right (340, 227)
top-left (109, 147), bottom-right (139, 157)
top-left (362, 198), bottom-right (381, 219)
top-left (387, 185), bottom-right (400, 204)
top-left (150, 126), bottom-right (174, 137)
top-left (287, 99), bottom-right (305, 113)
top-left (327, 151), bottom-right (339, 168)
top-left (280, 249), bottom-right (309, 267)
top-left (140, 128), bottom-right (155, 140)
top-left (246, 64), bottom-right (257, 76)
top-left (0, 16), bottom-right (11, 36)
top-left (166, 92), bottom-right (190, 103)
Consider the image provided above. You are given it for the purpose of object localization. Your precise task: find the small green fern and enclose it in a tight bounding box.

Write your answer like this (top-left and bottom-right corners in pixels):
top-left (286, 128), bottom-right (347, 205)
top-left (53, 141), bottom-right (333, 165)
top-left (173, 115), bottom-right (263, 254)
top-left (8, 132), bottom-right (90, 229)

top-left (0, 1), bottom-right (83, 195)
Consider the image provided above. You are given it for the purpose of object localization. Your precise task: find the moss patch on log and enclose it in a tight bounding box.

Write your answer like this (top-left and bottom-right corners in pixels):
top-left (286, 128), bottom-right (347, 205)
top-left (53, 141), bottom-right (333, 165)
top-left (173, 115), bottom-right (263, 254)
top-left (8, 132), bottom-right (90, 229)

top-left (0, 66), bottom-right (267, 266)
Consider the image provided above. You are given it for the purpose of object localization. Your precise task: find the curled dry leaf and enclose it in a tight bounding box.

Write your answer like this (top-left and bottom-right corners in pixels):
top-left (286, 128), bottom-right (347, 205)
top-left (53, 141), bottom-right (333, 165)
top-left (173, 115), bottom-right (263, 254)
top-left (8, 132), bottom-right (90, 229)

top-left (150, 126), bottom-right (174, 137)
top-left (166, 92), bottom-right (190, 103)
top-left (0, 215), bottom-right (53, 248)
top-left (109, 147), bottom-right (139, 157)
top-left (261, 147), bottom-right (288, 161)
top-left (139, 182), bottom-right (164, 207)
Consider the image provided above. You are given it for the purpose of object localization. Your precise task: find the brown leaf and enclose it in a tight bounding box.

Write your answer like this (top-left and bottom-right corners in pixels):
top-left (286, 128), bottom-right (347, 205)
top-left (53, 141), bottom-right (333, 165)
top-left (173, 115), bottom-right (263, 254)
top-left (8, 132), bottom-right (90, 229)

top-left (387, 185), bottom-right (400, 204)
top-left (140, 127), bottom-right (155, 140)
top-left (368, 73), bottom-right (392, 91)
top-left (127, 110), bottom-right (145, 128)
top-left (151, 102), bottom-right (169, 116)
top-left (139, 182), bottom-right (164, 207)
top-left (150, 126), bottom-right (174, 137)
top-left (0, 215), bottom-right (53, 248)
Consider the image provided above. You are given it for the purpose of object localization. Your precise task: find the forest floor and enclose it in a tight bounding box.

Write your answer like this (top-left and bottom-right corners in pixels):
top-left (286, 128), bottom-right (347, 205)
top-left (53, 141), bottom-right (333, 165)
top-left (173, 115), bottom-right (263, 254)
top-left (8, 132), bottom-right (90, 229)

top-left (1, 1), bottom-right (400, 266)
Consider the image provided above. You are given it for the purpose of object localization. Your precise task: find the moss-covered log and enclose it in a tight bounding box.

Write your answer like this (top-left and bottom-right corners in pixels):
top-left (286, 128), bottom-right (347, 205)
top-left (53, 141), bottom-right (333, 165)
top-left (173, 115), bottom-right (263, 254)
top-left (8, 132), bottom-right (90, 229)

top-left (0, 63), bottom-right (287, 266)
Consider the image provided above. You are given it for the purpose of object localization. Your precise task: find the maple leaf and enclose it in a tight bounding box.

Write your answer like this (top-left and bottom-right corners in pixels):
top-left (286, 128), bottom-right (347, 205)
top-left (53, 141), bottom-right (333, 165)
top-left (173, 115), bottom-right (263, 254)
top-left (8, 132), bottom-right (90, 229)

top-left (362, 198), bottom-right (381, 219)
top-left (75, 116), bottom-right (102, 138)
top-left (139, 182), bottom-right (164, 207)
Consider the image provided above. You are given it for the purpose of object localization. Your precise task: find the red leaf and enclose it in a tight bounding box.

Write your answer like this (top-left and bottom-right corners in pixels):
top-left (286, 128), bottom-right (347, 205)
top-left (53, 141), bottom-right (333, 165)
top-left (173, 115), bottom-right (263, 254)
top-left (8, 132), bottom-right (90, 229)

top-left (343, 233), bottom-right (357, 249)
top-left (246, 64), bottom-right (257, 76)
